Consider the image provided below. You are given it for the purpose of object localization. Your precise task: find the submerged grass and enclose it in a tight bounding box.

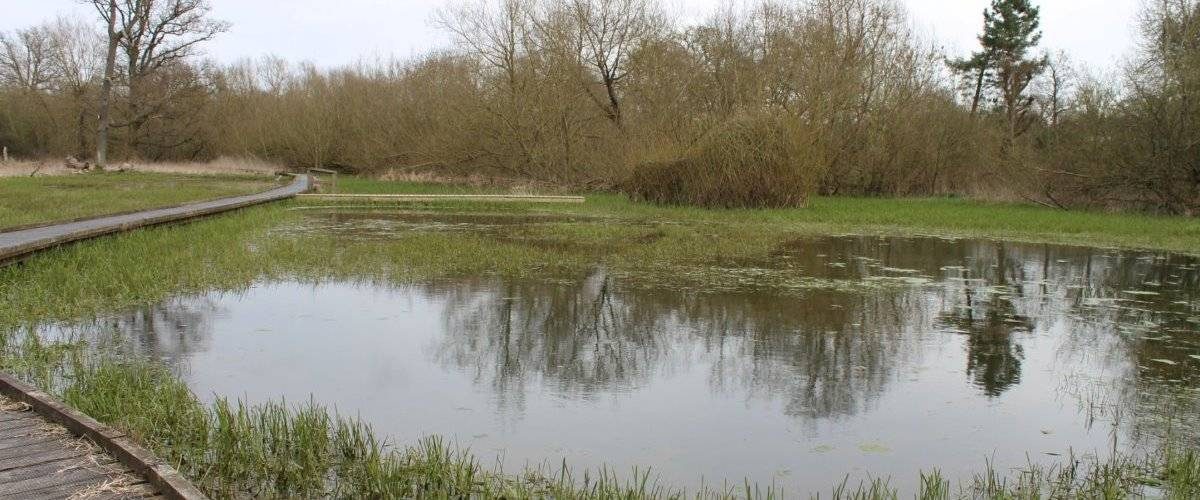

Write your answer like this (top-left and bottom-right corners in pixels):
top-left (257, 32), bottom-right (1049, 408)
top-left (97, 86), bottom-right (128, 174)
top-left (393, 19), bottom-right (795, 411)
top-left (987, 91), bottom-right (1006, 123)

top-left (332, 178), bottom-right (1200, 255)
top-left (0, 171), bottom-right (278, 230)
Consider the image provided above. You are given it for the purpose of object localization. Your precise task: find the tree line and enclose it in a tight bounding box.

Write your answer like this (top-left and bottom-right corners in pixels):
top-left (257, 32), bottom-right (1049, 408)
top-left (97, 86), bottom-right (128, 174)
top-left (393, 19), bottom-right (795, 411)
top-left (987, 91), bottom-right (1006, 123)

top-left (2, 0), bottom-right (1199, 213)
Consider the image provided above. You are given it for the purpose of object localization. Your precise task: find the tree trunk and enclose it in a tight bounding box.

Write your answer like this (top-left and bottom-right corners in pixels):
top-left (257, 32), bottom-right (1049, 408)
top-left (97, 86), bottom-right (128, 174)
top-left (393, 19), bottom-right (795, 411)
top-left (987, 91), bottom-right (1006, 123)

top-left (95, 0), bottom-right (119, 169)
top-left (970, 65), bottom-right (985, 116)
top-left (603, 76), bottom-right (623, 129)
top-left (76, 107), bottom-right (88, 158)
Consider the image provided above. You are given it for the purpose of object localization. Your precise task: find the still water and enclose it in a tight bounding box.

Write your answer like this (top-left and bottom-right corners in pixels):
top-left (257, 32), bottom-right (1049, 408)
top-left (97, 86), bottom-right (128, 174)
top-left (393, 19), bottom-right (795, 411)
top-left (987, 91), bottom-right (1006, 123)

top-left (48, 212), bottom-right (1200, 493)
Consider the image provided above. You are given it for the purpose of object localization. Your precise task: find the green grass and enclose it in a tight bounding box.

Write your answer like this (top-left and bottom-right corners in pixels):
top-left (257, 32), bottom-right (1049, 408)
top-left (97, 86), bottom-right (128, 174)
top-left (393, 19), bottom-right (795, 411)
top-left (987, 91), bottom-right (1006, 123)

top-left (331, 178), bottom-right (1200, 254)
top-left (0, 171), bottom-right (279, 230)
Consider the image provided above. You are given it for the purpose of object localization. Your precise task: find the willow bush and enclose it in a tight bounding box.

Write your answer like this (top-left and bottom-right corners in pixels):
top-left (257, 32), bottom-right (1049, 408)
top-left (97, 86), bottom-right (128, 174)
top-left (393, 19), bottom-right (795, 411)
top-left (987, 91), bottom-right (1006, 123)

top-left (626, 116), bottom-right (825, 208)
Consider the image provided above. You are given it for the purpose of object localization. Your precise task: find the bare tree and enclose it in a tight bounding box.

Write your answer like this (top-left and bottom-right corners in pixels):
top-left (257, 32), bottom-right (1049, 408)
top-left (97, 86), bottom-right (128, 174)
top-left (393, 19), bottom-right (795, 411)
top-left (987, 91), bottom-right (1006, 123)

top-left (564, 0), bottom-right (658, 128)
top-left (1035, 50), bottom-right (1073, 128)
top-left (0, 25), bottom-right (57, 92)
top-left (0, 24), bottom-right (61, 154)
top-left (88, 0), bottom-right (227, 167)
top-left (436, 0), bottom-right (542, 177)
top-left (49, 17), bottom-right (103, 157)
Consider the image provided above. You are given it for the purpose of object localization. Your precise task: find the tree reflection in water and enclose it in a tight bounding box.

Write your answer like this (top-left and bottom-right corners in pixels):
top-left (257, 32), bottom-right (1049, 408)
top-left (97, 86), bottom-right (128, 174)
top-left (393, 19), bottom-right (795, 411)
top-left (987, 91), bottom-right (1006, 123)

top-left (42, 234), bottom-right (1200, 437)
top-left (433, 267), bottom-right (935, 420)
top-left (428, 235), bottom-right (1200, 420)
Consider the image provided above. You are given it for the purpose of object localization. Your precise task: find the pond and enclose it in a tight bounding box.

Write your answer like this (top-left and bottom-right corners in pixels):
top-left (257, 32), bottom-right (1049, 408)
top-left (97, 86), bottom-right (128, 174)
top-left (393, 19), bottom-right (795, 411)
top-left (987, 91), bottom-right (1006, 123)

top-left (43, 211), bottom-right (1200, 493)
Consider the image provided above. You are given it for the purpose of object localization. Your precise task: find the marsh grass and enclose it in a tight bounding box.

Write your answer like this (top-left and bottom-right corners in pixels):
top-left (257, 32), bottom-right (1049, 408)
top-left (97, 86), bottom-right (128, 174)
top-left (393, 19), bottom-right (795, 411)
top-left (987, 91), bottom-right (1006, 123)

top-left (329, 177), bottom-right (1200, 255)
top-left (0, 171), bottom-right (278, 230)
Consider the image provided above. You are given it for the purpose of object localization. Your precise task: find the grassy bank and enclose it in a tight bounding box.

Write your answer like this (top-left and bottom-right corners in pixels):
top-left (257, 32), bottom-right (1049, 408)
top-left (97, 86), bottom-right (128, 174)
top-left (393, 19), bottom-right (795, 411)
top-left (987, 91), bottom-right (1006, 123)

top-left (0, 171), bottom-right (278, 230)
top-left (333, 178), bottom-right (1200, 254)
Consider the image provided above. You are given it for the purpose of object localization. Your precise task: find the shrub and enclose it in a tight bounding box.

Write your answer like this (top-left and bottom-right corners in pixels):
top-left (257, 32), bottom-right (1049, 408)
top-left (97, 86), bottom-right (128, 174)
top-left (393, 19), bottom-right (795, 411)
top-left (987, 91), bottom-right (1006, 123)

top-left (624, 115), bottom-right (824, 208)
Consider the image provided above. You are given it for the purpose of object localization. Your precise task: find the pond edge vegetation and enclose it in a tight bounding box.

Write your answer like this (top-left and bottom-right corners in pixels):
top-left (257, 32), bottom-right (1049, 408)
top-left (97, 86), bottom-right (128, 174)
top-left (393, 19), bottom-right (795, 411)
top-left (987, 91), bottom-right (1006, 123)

top-left (0, 175), bottom-right (1196, 497)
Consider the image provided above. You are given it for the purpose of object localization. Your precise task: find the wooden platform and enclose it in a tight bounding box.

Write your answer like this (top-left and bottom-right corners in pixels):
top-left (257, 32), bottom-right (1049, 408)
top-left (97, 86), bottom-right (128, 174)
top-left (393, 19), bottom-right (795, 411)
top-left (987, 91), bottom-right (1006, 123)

top-left (0, 399), bottom-right (157, 499)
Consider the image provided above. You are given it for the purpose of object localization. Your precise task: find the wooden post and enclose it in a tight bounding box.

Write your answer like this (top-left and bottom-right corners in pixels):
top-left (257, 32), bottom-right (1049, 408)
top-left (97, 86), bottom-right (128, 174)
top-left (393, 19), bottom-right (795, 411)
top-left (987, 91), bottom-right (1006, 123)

top-left (2, 146), bottom-right (8, 163)
top-left (308, 168), bottom-right (338, 194)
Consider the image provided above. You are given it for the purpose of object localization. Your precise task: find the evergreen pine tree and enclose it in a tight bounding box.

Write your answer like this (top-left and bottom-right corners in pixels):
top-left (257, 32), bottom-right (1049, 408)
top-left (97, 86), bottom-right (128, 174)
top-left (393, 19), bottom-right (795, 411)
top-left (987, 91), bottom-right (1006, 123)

top-left (950, 0), bottom-right (1047, 136)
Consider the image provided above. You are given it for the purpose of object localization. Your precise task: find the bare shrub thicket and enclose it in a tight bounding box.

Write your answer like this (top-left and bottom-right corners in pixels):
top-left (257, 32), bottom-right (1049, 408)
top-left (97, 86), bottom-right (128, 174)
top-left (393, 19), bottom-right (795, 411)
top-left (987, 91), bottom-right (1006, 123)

top-left (626, 114), bottom-right (823, 207)
top-left (3, 0), bottom-right (1200, 212)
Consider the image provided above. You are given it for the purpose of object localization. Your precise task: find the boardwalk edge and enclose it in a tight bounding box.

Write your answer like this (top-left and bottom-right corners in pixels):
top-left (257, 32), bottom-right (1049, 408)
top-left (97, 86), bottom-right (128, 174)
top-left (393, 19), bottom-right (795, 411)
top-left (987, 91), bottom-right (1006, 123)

top-left (0, 373), bottom-right (209, 500)
top-left (0, 175), bottom-right (313, 498)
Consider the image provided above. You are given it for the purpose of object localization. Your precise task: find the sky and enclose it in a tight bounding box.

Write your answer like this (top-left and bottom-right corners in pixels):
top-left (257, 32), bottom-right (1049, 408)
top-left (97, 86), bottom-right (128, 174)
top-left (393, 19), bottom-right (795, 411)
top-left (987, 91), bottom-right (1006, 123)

top-left (0, 0), bottom-right (1140, 71)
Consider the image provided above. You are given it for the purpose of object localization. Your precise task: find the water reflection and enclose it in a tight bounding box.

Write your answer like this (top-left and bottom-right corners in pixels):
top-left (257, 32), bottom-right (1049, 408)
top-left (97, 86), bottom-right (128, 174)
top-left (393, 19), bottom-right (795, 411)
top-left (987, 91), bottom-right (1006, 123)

top-left (433, 271), bottom-right (926, 420)
top-left (42, 232), bottom-right (1200, 493)
top-left (91, 296), bottom-right (223, 365)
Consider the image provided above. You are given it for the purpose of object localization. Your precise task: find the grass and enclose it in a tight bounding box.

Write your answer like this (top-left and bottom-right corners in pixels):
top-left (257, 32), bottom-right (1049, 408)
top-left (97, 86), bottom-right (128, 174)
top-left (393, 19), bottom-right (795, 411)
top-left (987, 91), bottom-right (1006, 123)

top-left (332, 177), bottom-right (1200, 255)
top-left (0, 171), bottom-right (279, 230)
top-left (2, 175), bottom-right (1200, 497)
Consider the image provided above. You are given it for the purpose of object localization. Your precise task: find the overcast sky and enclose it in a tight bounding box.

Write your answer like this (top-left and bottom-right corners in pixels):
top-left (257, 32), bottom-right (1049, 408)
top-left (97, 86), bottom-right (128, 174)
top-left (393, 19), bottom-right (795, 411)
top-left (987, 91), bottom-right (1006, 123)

top-left (1, 0), bottom-right (1140, 70)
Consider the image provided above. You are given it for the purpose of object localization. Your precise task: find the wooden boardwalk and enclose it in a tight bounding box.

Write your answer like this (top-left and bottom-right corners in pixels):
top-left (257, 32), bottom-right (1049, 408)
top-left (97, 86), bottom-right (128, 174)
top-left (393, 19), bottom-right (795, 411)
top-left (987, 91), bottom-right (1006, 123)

top-left (0, 175), bottom-right (312, 498)
top-left (0, 174), bottom-right (310, 266)
top-left (0, 399), bottom-right (156, 499)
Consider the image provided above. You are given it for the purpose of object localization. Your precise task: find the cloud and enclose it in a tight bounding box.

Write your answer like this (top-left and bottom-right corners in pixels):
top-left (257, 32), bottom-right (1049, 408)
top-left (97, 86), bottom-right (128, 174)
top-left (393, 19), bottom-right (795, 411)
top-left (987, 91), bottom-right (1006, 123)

top-left (1, 0), bottom-right (1137, 69)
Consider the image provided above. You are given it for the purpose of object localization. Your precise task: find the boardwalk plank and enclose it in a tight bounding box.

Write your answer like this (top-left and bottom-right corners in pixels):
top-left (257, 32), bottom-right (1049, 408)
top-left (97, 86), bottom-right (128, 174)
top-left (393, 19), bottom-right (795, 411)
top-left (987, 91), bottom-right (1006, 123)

top-left (0, 422), bottom-right (46, 440)
top-left (0, 454), bottom-right (116, 484)
top-left (0, 445), bottom-right (86, 473)
top-left (0, 415), bottom-right (43, 428)
top-left (0, 458), bottom-right (126, 497)
top-left (3, 473), bottom-right (135, 500)
top-left (0, 434), bottom-right (63, 452)
top-left (0, 439), bottom-right (84, 460)
top-left (0, 412), bottom-right (34, 423)
top-left (0, 418), bottom-right (42, 431)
